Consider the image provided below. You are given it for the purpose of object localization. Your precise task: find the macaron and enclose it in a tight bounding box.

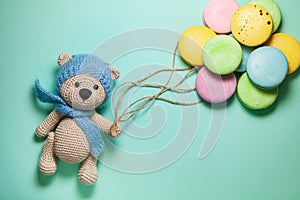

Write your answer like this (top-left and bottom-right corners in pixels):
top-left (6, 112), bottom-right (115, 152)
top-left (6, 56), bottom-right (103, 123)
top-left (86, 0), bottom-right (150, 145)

top-left (249, 0), bottom-right (281, 32)
top-left (236, 44), bottom-right (256, 72)
top-left (231, 4), bottom-right (273, 46)
top-left (178, 26), bottom-right (216, 67)
top-left (237, 73), bottom-right (278, 110)
top-left (265, 33), bottom-right (300, 74)
top-left (202, 35), bottom-right (242, 75)
top-left (228, 34), bottom-right (255, 72)
top-left (247, 46), bottom-right (288, 89)
top-left (196, 67), bottom-right (237, 103)
top-left (203, 0), bottom-right (240, 34)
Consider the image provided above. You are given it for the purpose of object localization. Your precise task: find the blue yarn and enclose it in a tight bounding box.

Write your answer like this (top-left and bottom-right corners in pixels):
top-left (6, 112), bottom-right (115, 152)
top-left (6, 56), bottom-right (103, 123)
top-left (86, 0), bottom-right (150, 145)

top-left (56, 54), bottom-right (112, 105)
top-left (35, 54), bottom-right (113, 159)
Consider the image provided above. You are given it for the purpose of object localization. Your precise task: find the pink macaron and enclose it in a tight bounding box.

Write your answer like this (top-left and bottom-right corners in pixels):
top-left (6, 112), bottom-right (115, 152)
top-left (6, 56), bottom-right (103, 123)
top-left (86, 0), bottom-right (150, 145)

top-left (203, 0), bottom-right (239, 34)
top-left (196, 67), bottom-right (237, 103)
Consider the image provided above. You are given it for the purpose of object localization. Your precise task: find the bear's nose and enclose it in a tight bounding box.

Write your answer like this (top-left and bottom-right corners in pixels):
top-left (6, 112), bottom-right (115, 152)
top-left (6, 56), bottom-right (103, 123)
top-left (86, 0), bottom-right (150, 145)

top-left (79, 88), bottom-right (92, 100)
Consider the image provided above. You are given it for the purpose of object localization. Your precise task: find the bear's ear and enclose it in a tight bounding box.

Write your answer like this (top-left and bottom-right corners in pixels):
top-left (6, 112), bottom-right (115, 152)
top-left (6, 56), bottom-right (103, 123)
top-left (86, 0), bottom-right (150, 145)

top-left (57, 52), bottom-right (72, 67)
top-left (109, 66), bottom-right (120, 80)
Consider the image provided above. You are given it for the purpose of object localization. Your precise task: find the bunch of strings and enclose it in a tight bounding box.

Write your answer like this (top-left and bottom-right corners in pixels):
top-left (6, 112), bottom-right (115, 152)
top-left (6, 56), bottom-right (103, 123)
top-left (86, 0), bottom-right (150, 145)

top-left (110, 44), bottom-right (203, 133)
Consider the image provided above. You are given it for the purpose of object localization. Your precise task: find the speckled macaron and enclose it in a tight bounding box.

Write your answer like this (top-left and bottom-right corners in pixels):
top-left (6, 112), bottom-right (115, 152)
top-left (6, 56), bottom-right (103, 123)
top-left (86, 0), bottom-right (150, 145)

top-left (249, 0), bottom-right (281, 32)
top-left (265, 33), bottom-right (300, 74)
top-left (196, 67), bottom-right (237, 103)
top-left (202, 35), bottom-right (242, 75)
top-left (237, 73), bottom-right (278, 110)
top-left (247, 46), bottom-right (288, 89)
top-left (178, 26), bottom-right (216, 67)
top-left (231, 4), bottom-right (273, 46)
top-left (203, 0), bottom-right (240, 34)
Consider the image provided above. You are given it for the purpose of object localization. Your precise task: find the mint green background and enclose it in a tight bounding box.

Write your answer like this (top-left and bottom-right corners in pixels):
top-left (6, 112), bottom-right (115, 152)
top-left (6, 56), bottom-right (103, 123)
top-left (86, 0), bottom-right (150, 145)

top-left (0, 0), bottom-right (299, 199)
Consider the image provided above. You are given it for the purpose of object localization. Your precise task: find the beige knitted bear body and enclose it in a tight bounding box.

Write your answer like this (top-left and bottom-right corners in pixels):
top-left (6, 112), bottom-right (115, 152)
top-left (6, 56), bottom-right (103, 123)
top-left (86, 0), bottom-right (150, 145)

top-left (35, 53), bottom-right (121, 185)
top-left (54, 117), bottom-right (90, 164)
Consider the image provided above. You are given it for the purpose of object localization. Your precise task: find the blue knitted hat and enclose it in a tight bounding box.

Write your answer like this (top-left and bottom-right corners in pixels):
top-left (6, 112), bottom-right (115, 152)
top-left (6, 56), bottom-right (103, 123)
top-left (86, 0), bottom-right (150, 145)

top-left (56, 54), bottom-right (112, 104)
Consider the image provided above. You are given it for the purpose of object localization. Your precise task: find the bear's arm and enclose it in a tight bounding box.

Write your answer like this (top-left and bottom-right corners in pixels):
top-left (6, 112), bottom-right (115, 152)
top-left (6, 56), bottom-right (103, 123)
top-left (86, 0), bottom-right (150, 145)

top-left (90, 112), bottom-right (121, 137)
top-left (36, 110), bottom-right (64, 137)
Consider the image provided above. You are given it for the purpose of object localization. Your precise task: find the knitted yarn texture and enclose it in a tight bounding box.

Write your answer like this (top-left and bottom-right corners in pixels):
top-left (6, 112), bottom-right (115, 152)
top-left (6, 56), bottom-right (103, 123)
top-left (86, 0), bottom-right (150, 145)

top-left (35, 54), bottom-right (113, 159)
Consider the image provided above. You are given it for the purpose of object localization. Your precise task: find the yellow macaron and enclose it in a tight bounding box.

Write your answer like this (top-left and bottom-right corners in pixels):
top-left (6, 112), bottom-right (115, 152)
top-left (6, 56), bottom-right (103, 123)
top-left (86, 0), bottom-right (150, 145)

top-left (231, 4), bottom-right (273, 47)
top-left (178, 26), bottom-right (216, 66)
top-left (265, 33), bottom-right (300, 74)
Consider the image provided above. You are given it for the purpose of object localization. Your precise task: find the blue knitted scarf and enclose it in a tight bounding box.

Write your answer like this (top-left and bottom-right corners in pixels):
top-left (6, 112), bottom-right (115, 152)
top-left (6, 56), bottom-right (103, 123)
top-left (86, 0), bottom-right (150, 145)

top-left (35, 80), bottom-right (104, 159)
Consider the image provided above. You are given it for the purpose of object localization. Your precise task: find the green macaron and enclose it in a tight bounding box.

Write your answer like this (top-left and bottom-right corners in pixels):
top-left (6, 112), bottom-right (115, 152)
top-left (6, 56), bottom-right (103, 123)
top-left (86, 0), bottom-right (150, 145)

top-left (203, 35), bottom-right (242, 75)
top-left (249, 0), bottom-right (282, 32)
top-left (237, 73), bottom-right (278, 110)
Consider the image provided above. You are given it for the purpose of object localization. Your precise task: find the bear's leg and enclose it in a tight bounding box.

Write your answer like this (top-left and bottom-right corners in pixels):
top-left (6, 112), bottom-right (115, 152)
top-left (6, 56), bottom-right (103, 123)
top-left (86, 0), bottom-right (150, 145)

top-left (78, 154), bottom-right (98, 185)
top-left (39, 132), bottom-right (57, 175)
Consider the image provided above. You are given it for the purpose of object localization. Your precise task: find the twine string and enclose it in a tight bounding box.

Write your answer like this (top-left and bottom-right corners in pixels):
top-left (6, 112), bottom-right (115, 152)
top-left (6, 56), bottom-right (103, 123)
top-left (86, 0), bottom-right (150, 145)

top-left (111, 44), bottom-right (203, 128)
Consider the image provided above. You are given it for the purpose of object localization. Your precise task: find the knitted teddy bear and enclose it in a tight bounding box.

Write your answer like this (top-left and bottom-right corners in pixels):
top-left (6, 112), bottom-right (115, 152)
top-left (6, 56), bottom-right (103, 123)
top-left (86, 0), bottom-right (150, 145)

top-left (35, 52), bottom-right (121, 185)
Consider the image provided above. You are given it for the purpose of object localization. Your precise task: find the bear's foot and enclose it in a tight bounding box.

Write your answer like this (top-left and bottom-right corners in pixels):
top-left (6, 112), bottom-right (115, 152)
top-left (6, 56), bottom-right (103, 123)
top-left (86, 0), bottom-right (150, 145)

top-left (78, 155), bottom-right (98, 185)
top-left (39, 132), bottom-right (57, 175)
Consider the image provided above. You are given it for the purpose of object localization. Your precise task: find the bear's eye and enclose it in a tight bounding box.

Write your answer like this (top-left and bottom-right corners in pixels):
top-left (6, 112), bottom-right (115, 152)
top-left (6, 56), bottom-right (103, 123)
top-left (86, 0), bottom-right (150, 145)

top-left (93, 84), bottom-right (99, 90)
top-left (75, 82), bottom-right (80, 88)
